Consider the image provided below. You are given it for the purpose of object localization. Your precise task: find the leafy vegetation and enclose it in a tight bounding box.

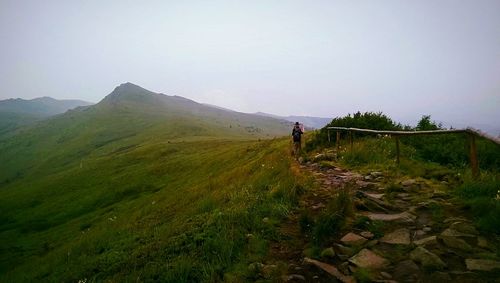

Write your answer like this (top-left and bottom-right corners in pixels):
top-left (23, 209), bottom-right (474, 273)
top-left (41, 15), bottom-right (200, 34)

top-left (306, 112), bottom-right (500, 236)
top-left (305, 111), bottom-right (402, 150)
top-left (307, 112), bottom-right (500, 171)
top-left (402, 115), bottom-right (500, 171)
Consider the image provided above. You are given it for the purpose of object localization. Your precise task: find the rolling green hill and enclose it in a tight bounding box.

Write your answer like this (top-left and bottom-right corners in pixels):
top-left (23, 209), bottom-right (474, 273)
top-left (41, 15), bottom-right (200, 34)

top-left (0, 83), bottom-right (302, 282)
top-left (0, 96), bottom-right (93, 139)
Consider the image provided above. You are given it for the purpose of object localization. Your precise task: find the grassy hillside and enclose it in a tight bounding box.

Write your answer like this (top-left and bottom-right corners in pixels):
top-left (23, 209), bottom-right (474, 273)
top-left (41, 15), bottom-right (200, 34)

top-left (0, 83), bottom-right (291, 186)
top-left (1, 138), bottom-right (307, 282)
top-left (0, 83), bottom-right (302, 282)
top-left (0, 97), bottom-right (93, 139)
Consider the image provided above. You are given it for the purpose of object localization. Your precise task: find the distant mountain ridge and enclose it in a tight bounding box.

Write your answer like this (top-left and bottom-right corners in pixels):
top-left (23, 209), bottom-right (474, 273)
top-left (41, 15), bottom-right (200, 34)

top-left (0, 96), bottom-right (93, 117)
top-left (0, 96), bottom-right (93, 138)
top-left (255, 112), bottom-right (331, 129)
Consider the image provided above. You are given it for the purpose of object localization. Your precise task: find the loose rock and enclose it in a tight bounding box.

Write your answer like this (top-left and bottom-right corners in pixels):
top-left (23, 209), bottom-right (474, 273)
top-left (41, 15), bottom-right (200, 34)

top-left (393, 260), bottom-right (420, 282)
top-left (410, 247), bottom-right (446, 270)
top-left (465, 259), bottom-right (500, 271)
top-left (401, 179), bottom-right (417, 187)
top-left (304, 257), bottom-right (355, 283)
top-left (380, 271), bottom-right (392, 279)
top-left (441, 228), bottom-right (475, 238)
top-left (450, 222), bottom-right (478, 235)
top-left (340, 232), bottom-right (368, 246)
top-left (440, 236), bottom-right (473, 252)
top-left (477, 236), bottom-right (493, 250)
top-left (349, 249), bottom-right (389, 269)
top-left (380, 228), bottom-right (411, 245)
top-left (414, 236), bottom-right (437, 246)
top-left (428, 271), bottom-right (451, 281)
top-left (363, 211), bottom-right (416, 223)
top-left (333, 244), bottom-right (354, 256)
top-left (286, 274), bottom-right (306, 282)
top-left (360, 231), bottom-right (374, 239)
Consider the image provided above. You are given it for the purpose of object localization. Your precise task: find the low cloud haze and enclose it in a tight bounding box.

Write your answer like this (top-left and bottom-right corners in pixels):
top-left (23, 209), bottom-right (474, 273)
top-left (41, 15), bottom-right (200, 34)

top-left (1, 0), bottom-right (498, 130)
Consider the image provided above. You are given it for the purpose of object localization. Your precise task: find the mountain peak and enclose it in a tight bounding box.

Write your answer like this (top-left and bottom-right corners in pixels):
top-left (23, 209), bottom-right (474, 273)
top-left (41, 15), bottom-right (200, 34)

top-left (101, 82), bottom-right (159, 105)
top-left (113, 82), bottom-right (151, 94)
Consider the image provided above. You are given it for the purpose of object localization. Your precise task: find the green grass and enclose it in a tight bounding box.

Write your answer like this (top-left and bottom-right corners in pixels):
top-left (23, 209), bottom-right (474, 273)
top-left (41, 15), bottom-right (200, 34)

top-left (352, 216), bottom-right (385, 239)
top-left (0, 90), bottom-right (300, 282)
top-left (454, 174), bottom-right (500, 234)
top-left (310, 187), bottom-right (353, 245)
top-left (0, 137), bottom-right (307, 282)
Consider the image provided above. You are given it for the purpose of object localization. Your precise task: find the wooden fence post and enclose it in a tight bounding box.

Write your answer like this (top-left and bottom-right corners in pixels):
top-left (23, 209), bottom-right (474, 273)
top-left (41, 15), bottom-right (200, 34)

top-left (327, 129), bottom-right (331, 143)
top-left (395, 136), bottom-right (400, 165)
top-left (349, 130), bottom-right (353, 151)
top-left (468, 133), bottom-right (479, 179)
top-left (336, 131), bottom-right (341, 152)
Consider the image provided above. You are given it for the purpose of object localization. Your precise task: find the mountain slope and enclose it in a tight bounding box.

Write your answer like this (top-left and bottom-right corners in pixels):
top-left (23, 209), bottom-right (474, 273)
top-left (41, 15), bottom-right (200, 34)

top-left (0, 96), bottom-right (93, 138)
top-left (0, 83), bottom-right (292, 184)
top-left (0, 83), bottom-right (303, 282)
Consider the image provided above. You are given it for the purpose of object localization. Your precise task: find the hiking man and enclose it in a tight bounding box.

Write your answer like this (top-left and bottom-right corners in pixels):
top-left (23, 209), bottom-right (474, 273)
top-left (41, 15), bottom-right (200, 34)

top-left (292, 122), bottom-right (303, 157)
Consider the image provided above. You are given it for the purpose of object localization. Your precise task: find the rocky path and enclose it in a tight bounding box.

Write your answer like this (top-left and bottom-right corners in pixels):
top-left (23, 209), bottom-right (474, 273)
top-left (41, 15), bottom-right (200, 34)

top-left (266, 156), bottom-right (500, 282)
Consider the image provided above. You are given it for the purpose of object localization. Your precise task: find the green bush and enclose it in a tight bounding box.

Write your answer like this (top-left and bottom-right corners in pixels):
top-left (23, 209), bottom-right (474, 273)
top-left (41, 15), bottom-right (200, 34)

top-left (403, 115), bottom-right (500, 171)
top-left (307, 113), bottom-right (500, 171)
top-left (306, 111), bottom-right (402, 151)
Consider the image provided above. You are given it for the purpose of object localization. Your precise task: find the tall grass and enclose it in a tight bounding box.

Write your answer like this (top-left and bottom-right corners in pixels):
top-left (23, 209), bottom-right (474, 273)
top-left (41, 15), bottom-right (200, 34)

top-left (307, 186), bottom-right (354, 245)
top-left (454, 174), bottom-right (500, 234)
top-left (0, 138), bottom-right (309, 282)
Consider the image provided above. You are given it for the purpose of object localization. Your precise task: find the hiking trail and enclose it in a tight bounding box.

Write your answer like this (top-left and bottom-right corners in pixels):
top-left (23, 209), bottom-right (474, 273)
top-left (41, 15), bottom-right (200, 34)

top-left (264, 151), bottom-right (500, 282)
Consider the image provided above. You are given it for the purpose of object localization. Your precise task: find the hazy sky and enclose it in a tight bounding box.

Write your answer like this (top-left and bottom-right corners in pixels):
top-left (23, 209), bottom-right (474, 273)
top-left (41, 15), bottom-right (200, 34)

top-left (1, 0), bottom-right (499, 127)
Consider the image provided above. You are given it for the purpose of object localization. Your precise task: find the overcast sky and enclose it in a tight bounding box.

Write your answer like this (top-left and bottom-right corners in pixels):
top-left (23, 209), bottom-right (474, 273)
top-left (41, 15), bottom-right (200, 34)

top-left (1, 0), bottom-right (499, 128)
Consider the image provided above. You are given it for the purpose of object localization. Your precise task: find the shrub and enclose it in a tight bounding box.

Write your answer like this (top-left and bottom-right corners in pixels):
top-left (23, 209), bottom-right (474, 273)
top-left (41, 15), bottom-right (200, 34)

top-left (306, 111), bottom-right (402, 150)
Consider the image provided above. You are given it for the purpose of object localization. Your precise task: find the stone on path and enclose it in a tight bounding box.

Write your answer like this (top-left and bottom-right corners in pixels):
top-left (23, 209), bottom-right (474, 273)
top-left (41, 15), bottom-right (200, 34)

top-left (440, 236), bottom-right (473, 252)
top-left (360, 231), bottom-right (374, 239)
top-left (441, 228), bottom-right (476, 238)
top-left (409, 246), bottom-right (446, 270)
top-left (380, 271), bottom-right (392, 279)
top-left (363, 211), bottom-right (416, 223)
top-left (349, 249), bottom-right (389, 269)
top-left (393, 260), bottom-right (420, 282)
top-left (285, 274), bottom-right (306, 282)
top-left (340, 232), bottom-right (368, 246)
top-left (465, 259), bottom-right (500, 271)
top-left (356, 180), bottom-right (377, 189)
top-left (401, 179), bottom-right (417, 187)
top-left (414, 236), bottom-right (437, 246)
top-left (334, 243), bottom-right (354, 257)
top-left (444, 217), bottom-right (469, 224)
top-left (449, 221), bottom-right (478, 235)
top-left (304, 257), bottom-right (355, 283)
top-left (428, 271), bottom-right (451, 281)
top-left (477, 236), bottom-right (493, 250)
top-left (364, 193), bottom-right (385, 199)
top-left (380, 228), bottom-right (411, 245)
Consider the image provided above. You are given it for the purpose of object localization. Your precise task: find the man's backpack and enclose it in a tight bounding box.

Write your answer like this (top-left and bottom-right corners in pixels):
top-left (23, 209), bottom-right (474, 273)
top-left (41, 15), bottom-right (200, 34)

top-left (293, 129), bottom-right (301, 142)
